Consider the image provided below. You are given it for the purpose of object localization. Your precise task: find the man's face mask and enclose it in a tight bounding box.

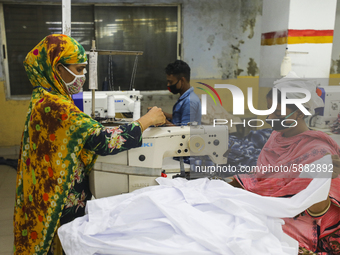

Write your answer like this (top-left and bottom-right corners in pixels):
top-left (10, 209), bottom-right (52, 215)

top-left (61, 65), bottom-right (87, 95)
top-left (167, 79), bottom-right (181, 94)
top-left (266, 109), bottom-right (298, 131)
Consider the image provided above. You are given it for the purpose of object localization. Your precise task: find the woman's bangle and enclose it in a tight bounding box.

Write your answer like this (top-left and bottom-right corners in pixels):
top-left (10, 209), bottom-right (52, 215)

top-left (306, 199), bottom-right (331, 217)
top-left (136, 120), bottom-right (144, 133)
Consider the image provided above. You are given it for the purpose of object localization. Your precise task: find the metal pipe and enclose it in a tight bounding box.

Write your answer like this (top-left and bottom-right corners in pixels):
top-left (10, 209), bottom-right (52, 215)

top-left (91, 89), bottom-right (95, 118)
top-left (62, 0), bottom-right (71, 36)
top-left (90, 40), bottom-right (96, 119)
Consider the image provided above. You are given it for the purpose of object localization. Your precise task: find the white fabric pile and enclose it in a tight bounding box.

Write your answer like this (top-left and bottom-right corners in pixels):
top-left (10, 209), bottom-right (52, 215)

top-left (58, 156), bottom-right (332, 255)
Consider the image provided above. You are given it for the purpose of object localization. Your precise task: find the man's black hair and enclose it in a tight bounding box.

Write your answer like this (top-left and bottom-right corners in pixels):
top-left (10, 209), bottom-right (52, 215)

top-left (165, 60), bottom-right (191, 82)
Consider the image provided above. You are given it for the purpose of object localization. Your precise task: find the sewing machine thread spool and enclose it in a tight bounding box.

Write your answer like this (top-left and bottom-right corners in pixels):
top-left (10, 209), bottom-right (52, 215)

top-left (133, 100), bottom-right (141, 121)
top-left (107, 95), bottom-right (115, 118)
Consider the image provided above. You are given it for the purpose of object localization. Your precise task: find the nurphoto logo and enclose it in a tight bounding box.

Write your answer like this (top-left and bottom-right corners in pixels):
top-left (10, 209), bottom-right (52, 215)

top-left (199, 84), bottom-right (312, 128)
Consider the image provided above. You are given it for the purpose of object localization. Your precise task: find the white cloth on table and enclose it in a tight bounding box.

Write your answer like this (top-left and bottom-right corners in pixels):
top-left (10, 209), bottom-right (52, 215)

top-left (58, 156), bottom-right (332, 255)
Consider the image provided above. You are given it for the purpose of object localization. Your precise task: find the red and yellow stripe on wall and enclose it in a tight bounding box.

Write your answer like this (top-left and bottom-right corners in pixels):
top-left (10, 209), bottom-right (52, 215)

top-left (261, 29), bottom-right (333, 45)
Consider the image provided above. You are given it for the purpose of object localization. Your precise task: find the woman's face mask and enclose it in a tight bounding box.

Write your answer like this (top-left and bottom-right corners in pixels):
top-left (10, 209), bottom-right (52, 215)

top-left (61, 64), bottom-right (87, 95)
top-left (266, 109), bottom-right (298, 131)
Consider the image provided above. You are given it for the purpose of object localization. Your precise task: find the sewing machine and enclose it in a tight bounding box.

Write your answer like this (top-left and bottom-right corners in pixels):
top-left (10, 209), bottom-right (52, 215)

top-left (90, 125), bottom-right (228, 198)
top-left (310, 86), bottom-right (340, 129)
top-left (72, 90), bottom-right (142, 120)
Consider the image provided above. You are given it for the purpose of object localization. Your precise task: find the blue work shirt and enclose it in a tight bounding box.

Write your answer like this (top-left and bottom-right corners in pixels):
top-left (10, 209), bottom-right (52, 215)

top-left (172, 87), bottom-right (201, 126)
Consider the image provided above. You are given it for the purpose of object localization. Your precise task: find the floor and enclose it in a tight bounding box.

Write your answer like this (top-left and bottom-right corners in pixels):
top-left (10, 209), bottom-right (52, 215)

top-left (0, 155), bottom-right (17, 255)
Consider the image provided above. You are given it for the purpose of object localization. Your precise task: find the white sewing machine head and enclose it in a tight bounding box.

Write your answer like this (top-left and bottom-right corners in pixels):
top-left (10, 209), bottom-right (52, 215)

top-left (72, 90), bottom-right (142, 120)
top-left (312, 86), bottom-right (340, 129)
top-left (90, 125), bottom-right (228, 198)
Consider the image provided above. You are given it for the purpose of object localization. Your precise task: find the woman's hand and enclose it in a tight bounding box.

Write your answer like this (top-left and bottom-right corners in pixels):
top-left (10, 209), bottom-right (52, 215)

top-left (147, 107), bottom-right (166, 126)
top-left (148, 106), bottom-right (172, 120)
top-left (137, 107), bottom-right (166, 131)
top-left (227, 177), bottom-right (244, 189)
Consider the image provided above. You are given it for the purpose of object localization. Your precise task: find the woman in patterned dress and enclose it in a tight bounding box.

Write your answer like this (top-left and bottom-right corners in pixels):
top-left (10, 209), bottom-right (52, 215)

top-left (13, 34), bottom-right (165, 255)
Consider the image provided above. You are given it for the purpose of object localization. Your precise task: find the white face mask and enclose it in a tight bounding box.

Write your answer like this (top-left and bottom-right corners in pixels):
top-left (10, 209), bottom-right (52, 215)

top-left (61, 64), bottom-right (87, 95)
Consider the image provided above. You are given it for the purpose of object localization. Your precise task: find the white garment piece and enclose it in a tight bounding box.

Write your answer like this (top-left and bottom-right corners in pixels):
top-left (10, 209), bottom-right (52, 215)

top-left (273, 71), bottom-right (324, 114)
top-left (58, 156), bottom-right (332, 255)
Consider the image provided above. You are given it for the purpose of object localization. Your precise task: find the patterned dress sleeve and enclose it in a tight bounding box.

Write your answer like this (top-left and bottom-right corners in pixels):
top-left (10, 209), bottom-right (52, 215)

top-left (84, 121), bottom-right (142, 156)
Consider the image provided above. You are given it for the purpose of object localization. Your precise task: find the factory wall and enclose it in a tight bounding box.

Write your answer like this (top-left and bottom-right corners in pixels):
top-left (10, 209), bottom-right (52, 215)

top-left (2, 0), bottom-right (339, 149)
top-left (257, 0), bottom-right (338, 130)
top-left (0, 80), bottom-right (29, 151)
top-left (182, 0), bottom-right (262, 131)
top-left (138, 0), bottom-right (263, 120)
top-left (0, 0), bottom-right (262, 149)
top-left (330, 1), bottom-right (340, 85)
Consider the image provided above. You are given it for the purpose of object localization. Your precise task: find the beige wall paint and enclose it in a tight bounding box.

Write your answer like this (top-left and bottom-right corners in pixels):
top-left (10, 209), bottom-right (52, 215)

top-left (329, 74), bottom-right (340, 85)
top-left (0, 81), bottom-right (30, 147)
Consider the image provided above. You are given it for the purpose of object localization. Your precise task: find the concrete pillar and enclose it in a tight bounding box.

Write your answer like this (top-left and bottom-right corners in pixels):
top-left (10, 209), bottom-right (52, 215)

top-left (259, 0), bottom-right (337, 87)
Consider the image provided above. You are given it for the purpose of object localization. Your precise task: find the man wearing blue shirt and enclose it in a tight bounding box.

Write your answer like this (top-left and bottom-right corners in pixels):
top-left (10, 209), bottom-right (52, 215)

top-left (163, 60), bottom-right (201, 126)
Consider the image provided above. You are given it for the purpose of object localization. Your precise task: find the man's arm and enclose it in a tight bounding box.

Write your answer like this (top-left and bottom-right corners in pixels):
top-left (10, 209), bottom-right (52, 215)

top-left (163, 111), bottom-right (172, 120)
top-left (165, 119), bottom-right (175, 126)
top-left (179, 102), bottom-right (191, 125)
top-left (163, 111), bottom-right (175, 126)
top-left (180, 99), bottom-right (201, 125)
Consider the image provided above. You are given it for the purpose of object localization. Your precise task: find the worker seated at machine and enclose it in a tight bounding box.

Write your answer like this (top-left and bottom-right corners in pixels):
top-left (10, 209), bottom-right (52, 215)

top-left (156, 60), bottom-right (202, 126)
top-left (229, 74), bottom-right (340, 254)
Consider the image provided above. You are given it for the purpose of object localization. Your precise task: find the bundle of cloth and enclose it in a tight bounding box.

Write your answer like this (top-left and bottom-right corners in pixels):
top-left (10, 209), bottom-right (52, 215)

top-left (58, 156), bottom-right (332, 255)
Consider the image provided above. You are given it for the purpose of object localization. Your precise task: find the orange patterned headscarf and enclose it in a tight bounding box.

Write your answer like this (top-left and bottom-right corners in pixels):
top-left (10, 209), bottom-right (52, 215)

top-left (14, 34), bottom-right (102, 254)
